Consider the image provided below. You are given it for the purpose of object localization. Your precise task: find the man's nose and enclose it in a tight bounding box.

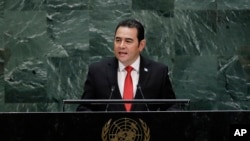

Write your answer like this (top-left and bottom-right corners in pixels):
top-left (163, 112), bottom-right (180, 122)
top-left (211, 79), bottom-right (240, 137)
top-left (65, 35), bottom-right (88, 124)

top-left (119, 41), bottom-right (126, 48)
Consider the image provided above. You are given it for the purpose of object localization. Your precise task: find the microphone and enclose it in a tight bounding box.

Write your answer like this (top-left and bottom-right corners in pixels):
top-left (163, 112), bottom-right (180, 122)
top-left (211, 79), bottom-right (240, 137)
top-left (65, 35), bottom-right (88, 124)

top-left (137, 84), bottom-right (149, 111)
top-left (105, 85), bottom-right (115, 112)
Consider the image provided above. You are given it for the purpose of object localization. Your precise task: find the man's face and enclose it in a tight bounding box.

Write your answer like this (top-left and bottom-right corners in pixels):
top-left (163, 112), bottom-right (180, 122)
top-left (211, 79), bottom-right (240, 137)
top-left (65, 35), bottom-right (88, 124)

top-left (114, 26), bottom-right (145, 66)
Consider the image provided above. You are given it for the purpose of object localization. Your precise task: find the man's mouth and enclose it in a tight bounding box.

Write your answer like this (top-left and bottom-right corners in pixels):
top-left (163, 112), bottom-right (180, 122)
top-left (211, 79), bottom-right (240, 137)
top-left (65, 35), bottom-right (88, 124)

top-left (118, 52), bottom-right (128, 55)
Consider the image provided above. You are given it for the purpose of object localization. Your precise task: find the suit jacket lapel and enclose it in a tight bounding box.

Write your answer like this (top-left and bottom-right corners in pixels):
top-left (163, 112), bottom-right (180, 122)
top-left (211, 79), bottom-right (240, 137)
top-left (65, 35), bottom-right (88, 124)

top-left (132, 56), bottom-right (151, 111)
top-left (137, 56), bottom-right (150, 90)
top-left (106, 57), bottom-right (125, 111)
top-left (106, 57), bottom-right (122, 99)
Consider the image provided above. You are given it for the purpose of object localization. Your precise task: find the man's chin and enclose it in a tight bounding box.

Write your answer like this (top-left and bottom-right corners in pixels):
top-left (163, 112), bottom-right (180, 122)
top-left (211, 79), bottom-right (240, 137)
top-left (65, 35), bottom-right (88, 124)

top-left (117, 55), bottom-right (128, 60)
top-left (118, 58), bottom-right (129, 65)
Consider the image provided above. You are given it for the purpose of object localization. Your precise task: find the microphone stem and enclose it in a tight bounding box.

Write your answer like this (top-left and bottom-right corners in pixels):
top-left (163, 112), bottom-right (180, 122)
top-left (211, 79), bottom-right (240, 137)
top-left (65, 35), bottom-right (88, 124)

top-left (137, 85), bottom-right (149, 111)
top-left (105, 86), bottom-right (115, 112)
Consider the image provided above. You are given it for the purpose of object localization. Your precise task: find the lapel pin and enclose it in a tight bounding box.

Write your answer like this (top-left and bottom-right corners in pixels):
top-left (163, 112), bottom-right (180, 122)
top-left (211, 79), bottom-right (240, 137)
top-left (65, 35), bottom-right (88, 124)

top-left (144, 68), bottom-right (148, 72)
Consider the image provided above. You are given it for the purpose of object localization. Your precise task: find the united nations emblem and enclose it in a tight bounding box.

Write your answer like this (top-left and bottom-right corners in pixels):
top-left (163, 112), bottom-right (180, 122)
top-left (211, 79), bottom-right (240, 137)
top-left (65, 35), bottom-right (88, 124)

top-left (101, 117), bottom-right (150, 141)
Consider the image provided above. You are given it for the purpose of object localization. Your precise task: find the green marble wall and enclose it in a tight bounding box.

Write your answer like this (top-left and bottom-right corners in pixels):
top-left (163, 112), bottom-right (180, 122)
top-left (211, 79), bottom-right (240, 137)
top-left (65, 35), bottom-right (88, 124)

top-left (0, 0), bottom-right (249, 112)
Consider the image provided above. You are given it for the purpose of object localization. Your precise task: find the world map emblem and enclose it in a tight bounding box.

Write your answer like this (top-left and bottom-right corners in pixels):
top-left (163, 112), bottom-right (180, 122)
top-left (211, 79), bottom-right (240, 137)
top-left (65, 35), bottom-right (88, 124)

top-left (101, 117), bottom-right (150, 141)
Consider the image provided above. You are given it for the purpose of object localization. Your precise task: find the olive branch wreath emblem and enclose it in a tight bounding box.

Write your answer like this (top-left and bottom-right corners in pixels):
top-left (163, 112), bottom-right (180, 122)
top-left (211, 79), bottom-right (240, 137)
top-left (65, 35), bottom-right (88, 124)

top-left (101, 118), bottom-right (150, 141)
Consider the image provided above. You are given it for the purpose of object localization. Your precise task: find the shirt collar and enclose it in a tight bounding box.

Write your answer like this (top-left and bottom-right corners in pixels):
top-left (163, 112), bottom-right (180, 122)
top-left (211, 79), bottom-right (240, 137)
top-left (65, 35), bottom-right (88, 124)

top-left (118, 56), bottom-right (140, 72)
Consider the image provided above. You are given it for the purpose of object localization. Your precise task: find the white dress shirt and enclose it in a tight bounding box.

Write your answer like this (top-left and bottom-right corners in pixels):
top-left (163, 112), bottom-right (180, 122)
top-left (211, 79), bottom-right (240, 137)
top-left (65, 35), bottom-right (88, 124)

top-left (117, 56), bottom-right (140, 98)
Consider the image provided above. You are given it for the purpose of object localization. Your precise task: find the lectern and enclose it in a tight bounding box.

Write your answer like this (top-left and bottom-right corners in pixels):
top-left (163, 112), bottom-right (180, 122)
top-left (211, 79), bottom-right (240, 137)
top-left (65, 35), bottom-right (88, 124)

top-left (1, 111), bottom-right (249, 140)
top-left (0, 99), bottom-right (249, 140)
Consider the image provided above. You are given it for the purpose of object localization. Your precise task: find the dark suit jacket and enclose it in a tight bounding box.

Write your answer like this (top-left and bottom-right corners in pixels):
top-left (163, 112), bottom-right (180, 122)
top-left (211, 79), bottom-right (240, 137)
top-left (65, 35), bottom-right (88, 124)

top-left (77, 56), bottom-right (176, 112)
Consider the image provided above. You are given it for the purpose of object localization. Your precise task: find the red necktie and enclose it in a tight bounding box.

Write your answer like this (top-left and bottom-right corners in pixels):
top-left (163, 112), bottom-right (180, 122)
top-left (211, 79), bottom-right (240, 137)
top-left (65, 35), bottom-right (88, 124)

top-left (123, 66), bottom-right (133, 111)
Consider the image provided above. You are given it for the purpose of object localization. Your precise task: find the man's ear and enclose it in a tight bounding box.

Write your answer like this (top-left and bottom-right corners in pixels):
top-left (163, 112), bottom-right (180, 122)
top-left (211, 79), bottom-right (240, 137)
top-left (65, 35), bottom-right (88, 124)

top-left (139, 39), bottom-right (146, 52)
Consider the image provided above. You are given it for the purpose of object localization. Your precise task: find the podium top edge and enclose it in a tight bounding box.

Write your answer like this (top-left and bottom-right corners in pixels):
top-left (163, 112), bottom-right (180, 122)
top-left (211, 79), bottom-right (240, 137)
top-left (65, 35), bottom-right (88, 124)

top-left (63, 99), bottom-right (190, 104)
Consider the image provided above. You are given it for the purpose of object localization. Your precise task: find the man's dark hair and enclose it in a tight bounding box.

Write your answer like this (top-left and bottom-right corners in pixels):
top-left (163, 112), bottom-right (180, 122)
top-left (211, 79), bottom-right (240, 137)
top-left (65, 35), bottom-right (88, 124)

top-left (115, 19), bottom-right (145, 42)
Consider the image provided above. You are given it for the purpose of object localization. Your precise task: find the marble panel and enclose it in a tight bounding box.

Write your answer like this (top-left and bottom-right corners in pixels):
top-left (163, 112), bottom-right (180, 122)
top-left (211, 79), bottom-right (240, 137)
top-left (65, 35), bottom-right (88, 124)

top-left (47, 10), bottom-right (89, 57)
top-left (218, 0), bottom-right (250, 10)
top-left (217, 10), bottom-right (250, 55)
top-left (175, 0), bottom-right (217, 10)
top-left (47, 56), bottom-right (87, 103)
top-left (172, 10), bottom-right (217, 55)
top-left (0, 0), bottom-right (3, 10)
top-left (4, 59), bottom-right (48, 103)
top-left (132, 0), bottom-right (174, 11)
top-left (47, 0), bottom-right (88, 10)
top-left (0, 0), bottom-right (249, 112)
top-left (3, 0), bottom-right (46, 11)
top-left (89, 0), bottom-right (132, 10)
top-left (172, 56), bottom-right (220, 109)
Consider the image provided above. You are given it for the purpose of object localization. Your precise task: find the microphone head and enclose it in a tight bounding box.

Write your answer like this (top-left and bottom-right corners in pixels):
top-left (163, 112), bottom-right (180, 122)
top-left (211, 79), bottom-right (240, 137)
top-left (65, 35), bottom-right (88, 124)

top-left (111, 85), bottom-right (115, 91)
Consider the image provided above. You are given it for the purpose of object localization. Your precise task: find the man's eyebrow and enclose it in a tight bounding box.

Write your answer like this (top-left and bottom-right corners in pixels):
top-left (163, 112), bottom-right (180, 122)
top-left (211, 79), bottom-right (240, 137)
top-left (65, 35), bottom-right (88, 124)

top-left (115, 37), bottom-right (133, 40)
top-left (115, 36), bottom-right (121, 39)
top-left (125, 37), bottom-right (133, 40)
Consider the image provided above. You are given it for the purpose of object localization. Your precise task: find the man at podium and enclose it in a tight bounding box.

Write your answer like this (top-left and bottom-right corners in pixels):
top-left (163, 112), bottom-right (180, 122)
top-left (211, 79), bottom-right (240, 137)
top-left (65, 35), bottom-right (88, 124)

top-left (77, 19), bottom-right (176, 112)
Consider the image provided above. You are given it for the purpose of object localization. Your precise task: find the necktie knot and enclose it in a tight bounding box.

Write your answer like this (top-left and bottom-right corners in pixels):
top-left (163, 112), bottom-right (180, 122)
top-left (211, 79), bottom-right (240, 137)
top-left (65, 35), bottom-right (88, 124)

top-left (125, 66), bottom-right (133, 73)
